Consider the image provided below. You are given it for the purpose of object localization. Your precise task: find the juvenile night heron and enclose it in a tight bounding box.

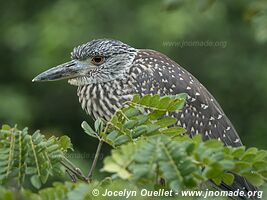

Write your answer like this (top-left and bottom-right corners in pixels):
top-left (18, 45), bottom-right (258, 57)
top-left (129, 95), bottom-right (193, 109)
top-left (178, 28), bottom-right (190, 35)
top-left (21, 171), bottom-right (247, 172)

top-left (33, 38), bottom-right (257, 198)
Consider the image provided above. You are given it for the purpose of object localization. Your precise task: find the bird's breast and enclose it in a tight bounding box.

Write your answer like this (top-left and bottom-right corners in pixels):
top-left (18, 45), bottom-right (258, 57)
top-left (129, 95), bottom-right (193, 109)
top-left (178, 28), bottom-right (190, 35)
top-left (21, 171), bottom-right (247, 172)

top-left (77, 78), bottom-right (135, 121)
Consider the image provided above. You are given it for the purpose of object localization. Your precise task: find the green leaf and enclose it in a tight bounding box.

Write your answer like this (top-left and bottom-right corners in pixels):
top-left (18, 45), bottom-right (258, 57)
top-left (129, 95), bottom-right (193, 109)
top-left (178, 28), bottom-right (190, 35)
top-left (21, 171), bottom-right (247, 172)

top-left (261, 170), bottom-right (267, 178)
top-left (135, 115), bottom-right (149, 125)
top-left (1, 125), bottom-right (11, 130)
top-left (132, 94), bottom-right (140, 103)
top-left (102, 142), bottom-right (139, 180)
top-left (81, 121), bottom-right (98, 139)
top-left (204, 163), bottom-right (224, 178)
top-left (179, 160), bottom-right (196, 176)
top-left (155, 116), bottom-right (177, 128)
top-left (102, 157), bottom-right (132, 179)
top-left (185, 143), bottom-right (195, 155)
top-left (241, 153), bottom-right (256, 162)
top-left (123, 120), bottom-right (138, 129)
top-left (94, 118), bottom-right (104, 134)
top-left (106, 131), bottom-right (119, 142)
top-left (149, 94), bottom-right (160, 107)
top-left (212, 177), bottom-right (222, 185)
top-left (57, 136), bottom-right (73, 152)
top-left (123, 107), bottom-right (140, 118)
top-left (145, 124), bottom-right (160, 135)
top-left (132, 126), bottom-right (147, 138)
top-left (114, 135), bottom-right (130, 146)
top-left (242, 172), bottom-right (264, 186)
top-left (222, 173), bottom-right (235, 185)
top-left (167, 98), bottom-right (186, 111)
top-left (234, 161), bottom-right (252, 173)
top-left (204, 139), bottom-right (224, 148)
top-left (232, 146), bottom-right (246, 158)
top-left (175, 93), bottom-right (188, 100)
top-left (31, 175), bottom-right (42, 189)
top-left (220, 160), bottom-right (235, 170)
top-left (255, 150), bottom-right (267, 160)
top-left (158, 96), bottom-right (171, 109)
top-left (253, 161), bottom-right (267, 171)
top-left (158, 149), bottom-right (184, 191)
top-left (140, 94), bottom-right (152, 106)
top-left (148, 110), bottom-right (166, 120)
top-left (161, 127), bottom-right (186, 136)
top-left (26, 167), bottom-right (37, 174)
top-left (245, 147), bottom-right (258, 154)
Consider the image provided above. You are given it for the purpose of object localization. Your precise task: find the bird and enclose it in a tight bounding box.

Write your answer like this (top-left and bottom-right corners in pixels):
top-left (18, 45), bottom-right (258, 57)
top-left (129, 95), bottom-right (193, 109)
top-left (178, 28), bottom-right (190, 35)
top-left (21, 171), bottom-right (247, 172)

top-left (33, 38), bottom-right (258, 199)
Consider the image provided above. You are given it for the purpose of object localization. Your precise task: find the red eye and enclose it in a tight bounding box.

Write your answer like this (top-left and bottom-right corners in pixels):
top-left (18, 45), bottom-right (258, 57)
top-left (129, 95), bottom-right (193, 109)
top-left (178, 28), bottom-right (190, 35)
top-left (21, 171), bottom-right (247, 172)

top-left (91, 56), bottom-right (105, 65)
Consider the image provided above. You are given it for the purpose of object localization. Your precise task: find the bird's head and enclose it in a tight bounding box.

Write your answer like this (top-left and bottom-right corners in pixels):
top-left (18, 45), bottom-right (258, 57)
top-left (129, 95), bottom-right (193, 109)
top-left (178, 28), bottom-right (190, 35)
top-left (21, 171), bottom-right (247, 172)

top-left (32, 39), bottom-right (137, 86)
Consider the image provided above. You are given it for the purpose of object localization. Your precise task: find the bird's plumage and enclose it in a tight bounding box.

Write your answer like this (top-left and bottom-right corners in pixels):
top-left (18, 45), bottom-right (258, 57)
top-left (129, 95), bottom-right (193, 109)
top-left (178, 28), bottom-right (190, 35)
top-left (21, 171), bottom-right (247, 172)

top-left (133, 49), bottom-right (242, 147)
top-left (77, 47), bottom-right (242, 147)
top-left (33, 38), bottom-right (258, 199)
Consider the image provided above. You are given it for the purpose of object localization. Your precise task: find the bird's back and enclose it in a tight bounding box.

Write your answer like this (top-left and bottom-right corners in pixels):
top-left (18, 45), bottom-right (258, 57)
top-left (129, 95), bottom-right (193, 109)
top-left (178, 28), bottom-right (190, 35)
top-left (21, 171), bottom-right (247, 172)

top-left (131, 49), bottom-right (258, 199)
top-left (132, 49), bottom-right (242, 147)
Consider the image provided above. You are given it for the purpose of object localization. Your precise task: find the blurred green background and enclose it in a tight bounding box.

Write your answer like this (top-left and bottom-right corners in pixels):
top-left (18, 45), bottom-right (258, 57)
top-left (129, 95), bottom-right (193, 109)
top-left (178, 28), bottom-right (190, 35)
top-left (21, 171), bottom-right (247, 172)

top-left (0, 0), bottom-right (267, 175)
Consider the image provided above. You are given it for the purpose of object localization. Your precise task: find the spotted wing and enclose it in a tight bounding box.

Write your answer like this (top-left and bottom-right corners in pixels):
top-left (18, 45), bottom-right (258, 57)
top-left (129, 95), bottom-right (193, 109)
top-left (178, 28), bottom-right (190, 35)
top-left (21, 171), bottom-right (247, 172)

top-left (132, 49), bottom-right (242, 147)
top-left (131, 49), bottom-right (259, 197)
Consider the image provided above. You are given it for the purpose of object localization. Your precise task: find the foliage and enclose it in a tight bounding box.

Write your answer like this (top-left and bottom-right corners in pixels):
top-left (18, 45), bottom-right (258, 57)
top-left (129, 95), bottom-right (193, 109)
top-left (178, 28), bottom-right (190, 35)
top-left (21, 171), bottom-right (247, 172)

top-left (82, 93), bottom-right (187, 147)
top-left (22, 181), bottom-right (99, 200)
top-left (0, 125), bottom-right (73, 189)
top-left (0, 180), bottom-right (190, 200)
top-left (0, 182), bottom-right (94, 200)
top-left (82, 94), bottom-right (267, 191)
top-left (162, 0), bottom-right (267, 42)
top-left (0, 94), bottom-right (267, 199)
top-left (103, 134), bottom-right (267, 191)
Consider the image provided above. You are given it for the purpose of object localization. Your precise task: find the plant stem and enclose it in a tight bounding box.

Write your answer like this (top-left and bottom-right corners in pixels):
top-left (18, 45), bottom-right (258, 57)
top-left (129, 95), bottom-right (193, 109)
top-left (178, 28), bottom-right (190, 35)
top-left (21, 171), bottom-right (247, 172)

top-left (88, 139), bottom-right (103, 181)
top-left (61, 159), bottom-right (89, 183)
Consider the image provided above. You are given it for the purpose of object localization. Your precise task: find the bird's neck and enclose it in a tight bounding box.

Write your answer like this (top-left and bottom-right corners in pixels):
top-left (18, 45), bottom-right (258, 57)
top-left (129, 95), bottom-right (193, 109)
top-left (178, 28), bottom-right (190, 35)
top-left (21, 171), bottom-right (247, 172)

top-left (76, 75), bottom-right (136, 120)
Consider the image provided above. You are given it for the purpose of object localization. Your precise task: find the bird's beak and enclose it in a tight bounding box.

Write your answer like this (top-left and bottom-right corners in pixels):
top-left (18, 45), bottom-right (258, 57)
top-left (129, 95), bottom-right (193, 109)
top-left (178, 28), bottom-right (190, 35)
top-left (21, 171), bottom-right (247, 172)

top-left (32, 60), bottom-right (82, 82)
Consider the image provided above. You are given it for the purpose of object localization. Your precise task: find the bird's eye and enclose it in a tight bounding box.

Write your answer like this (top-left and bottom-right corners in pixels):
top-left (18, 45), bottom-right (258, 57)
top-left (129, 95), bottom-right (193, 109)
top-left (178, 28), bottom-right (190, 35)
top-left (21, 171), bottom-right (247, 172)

top-left (91, 56), bottom-right (105, 65)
